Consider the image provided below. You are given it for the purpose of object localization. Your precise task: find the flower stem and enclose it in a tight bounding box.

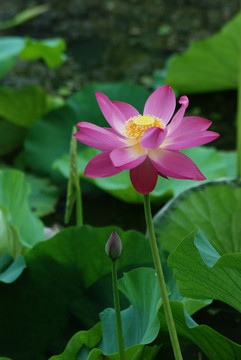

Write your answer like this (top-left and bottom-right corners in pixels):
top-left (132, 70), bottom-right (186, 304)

top-left (143, 194), bottom-right (183, 360)
top-left (112, 260), bottom-right (125, 360)
top-left (237, 49), bottom-right (241, 178)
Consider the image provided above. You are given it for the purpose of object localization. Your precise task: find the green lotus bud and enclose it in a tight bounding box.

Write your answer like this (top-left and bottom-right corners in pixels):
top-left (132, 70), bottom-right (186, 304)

top-left (105, 230), bottom-right (122, 261)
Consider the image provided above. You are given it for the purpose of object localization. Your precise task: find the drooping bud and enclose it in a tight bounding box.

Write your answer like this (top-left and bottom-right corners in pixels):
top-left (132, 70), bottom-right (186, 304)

top-left (105, 230), bottom-right (122, 261)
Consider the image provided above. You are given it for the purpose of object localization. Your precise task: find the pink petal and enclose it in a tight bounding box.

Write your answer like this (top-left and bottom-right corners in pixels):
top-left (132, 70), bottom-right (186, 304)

top-left (169, 116), bottom-right (212, 138)
top-left (74, 122), bottom-right (126, 150)
top-left (95, 91), bottom-right (126, 134)
top-left (143, 85), bottom-right (176, 124)
top-left (112, 101), bottom-right (139, 121)
top-left (163, 131), bottom-right (220, 150)
top-left (130, 157), bottom-right (158, 194)
top-left (149, 149), bottom-right (206, 180)
top-left (167, 96), bottom-right (189, 135)
top-left (140, 127), bottom-right (166, 149)
top-left (84, 150), bottom-right (122, 178)
top-left (110, 145), bottom-right (147, 170)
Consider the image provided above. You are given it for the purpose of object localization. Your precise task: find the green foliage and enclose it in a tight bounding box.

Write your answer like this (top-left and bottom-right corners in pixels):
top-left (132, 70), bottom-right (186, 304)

top-left (20, 37), bottom-right (66, 68)
top-left (0, 120), bottom-right (26, 156)
top-left (0, 253), bottom-right (26, 284)
top-left (25, 174), bottom-right (60, 217)
top-left (0, 4), bottom-right (49, 30)
top-left (169, 229), bottom-right (241, 313)
top-left (165, 12), bottom-right (241, 93)
top-left (153, 179), bottom-right (241, 254)
top-left (0, 205), bottom-right (22, 257)
top-left (159, 301), bottom-right (241, 360)
top-left (0, 170), bottom-right (44, 251)
top-left (49, 266), bottom-right (241, 360)
top-left (0, 36), bottom-right (65, 79)
top-left (0, 226), bottom-right (152, 359)
top-left (0, 86), bottom-right (49, 127)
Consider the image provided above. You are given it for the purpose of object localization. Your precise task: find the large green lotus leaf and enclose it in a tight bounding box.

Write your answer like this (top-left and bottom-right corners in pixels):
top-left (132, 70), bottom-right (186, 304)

top-left (0, 86), bottom-right (49, 127)
top-left (0, 170), bottom-right (44, 250)
top-left (168, 229), bottom-right (241, 313)
top-left (0, 37), bottom-right (25, 78)
top-left (0, 252), bottom-right (26, 283)
top-left (0, 226), bottom-right (152, 360)
top-left (165, 12), bottom-right (241, 93)
top-left (24, 82), bottom-right (149, 179)
top-left (54, 146), bottom-right (227, 203)
top-left (20, 37), bottom-right (66, 68)
top-left (153, 179), bottom-right (241, 254)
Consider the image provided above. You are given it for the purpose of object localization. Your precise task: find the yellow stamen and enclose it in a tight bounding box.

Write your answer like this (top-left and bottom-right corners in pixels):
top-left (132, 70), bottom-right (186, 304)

top-left (124, 114), bottom-right (165, 140)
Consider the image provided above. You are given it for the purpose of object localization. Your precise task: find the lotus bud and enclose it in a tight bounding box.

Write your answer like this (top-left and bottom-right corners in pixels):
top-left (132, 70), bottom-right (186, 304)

top-left (105, 230), bottom-right (122, 261)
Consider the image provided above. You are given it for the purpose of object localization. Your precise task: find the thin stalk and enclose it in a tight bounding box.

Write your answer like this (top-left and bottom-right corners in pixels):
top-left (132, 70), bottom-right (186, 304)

top-left (112, 260), bottom-right (125, 360)
top-left (75, 178), bottom-right (83, 226)
top-left (143, 194), bottom-right (183, 360)
top-left (237, 49), bottom-right (241, 178)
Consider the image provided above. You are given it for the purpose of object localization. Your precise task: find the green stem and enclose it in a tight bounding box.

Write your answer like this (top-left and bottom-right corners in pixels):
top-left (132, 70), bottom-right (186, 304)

top-left (112, 260), bottom-right (125, 360)
top-left (143, 194), bottom-right (183, 360)
top-left (237, 49), bottom-right (241, 178)
top-left (75, 179), bottom-right (83, 227)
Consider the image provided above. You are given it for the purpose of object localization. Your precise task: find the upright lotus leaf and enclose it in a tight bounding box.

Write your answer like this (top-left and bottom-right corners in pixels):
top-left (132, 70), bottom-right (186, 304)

top-left (0, 170), bottom-right (44, 250)
top-left (168, 229), bottom-right (241, 312)
top-left (0, 226), bottom-right (153, 359)
top-left (153, 179), bottom-right (241, 254)
top-left (20, 37), bottom-right (66, 68)
top-left (165, 12), bottom-right (241, 93)
top-left (100, 268), bottom-right (161, 353)
top-left (0, 86), bottom-right (49, 127)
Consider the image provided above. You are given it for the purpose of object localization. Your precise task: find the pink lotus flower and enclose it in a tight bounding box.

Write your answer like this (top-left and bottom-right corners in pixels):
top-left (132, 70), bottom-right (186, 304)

top-left (74, 85), bottom-right (219, 194)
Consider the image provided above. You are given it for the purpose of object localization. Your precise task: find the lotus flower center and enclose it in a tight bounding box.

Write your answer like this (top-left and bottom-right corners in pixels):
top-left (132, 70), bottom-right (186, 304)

top-left (124, 114), bottom-right (164, 140)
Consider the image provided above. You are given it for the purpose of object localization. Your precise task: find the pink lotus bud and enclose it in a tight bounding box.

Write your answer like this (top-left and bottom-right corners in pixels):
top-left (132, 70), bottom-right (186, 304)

top-left (105, 230), bottom-right (122, 261)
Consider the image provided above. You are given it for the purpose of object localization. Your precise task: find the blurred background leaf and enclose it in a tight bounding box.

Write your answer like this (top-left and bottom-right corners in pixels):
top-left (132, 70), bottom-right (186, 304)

top-left (165, 12), bottom-right (241, 93)
top-left (0, 4), bottom-right (49, 30)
